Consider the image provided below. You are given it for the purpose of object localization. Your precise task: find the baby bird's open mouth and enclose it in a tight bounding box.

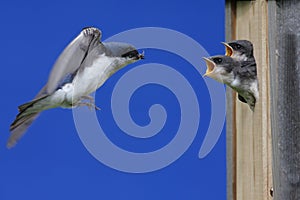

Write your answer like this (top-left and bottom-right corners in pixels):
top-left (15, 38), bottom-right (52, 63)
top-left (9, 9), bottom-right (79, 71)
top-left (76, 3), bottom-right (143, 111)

top-left (222, 42), bottom-right (233, 56)
top-left (202, 57), bottom-right (216, 76)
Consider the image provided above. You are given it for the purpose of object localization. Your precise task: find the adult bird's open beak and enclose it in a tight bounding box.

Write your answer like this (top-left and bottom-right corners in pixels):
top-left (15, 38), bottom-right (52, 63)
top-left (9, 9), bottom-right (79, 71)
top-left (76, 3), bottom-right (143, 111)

top-left (138, 51), bottom-right (145, 59)
top-left (202, 57), bottom-right (216, 77)
top-left (221, 42), bottom-right (233, 56)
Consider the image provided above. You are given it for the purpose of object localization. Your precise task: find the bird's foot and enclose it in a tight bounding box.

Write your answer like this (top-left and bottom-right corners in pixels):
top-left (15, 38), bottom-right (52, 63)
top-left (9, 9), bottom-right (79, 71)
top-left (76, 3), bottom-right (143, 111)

top-left (81, 95), bottom-right (95, 103)
top-left (78, 96), bottom-right (100, 110)
top-left (77, 102), bottom-right (100, 111)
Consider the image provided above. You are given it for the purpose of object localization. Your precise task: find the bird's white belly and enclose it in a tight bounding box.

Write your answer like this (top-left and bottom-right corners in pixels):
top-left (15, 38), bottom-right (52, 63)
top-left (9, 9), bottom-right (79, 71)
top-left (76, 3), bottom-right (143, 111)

top-left (231, 77), bottom-right (241, 87)
top-left (69, 55), bottom-right (117, 101)
top-left (250, 80), bottom-right (259, 100)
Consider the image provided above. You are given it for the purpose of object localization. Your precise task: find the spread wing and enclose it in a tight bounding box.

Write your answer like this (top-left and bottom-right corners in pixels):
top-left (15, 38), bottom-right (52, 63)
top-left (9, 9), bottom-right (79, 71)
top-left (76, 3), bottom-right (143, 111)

top-left (45, 27), bottom-right (103, 94)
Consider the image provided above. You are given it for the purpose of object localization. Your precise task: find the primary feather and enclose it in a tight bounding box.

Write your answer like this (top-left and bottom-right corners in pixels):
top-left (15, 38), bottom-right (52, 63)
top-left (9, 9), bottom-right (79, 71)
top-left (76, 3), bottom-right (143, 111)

top-left (8, 27), bottom-right (143, 147)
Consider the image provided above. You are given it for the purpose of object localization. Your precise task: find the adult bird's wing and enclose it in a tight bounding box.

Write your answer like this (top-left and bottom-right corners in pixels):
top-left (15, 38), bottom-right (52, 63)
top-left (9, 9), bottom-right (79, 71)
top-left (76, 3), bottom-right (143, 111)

top-left (45, 27), bottom-right (103, 94)
top-left (7, 27), bottom-right (104, 148)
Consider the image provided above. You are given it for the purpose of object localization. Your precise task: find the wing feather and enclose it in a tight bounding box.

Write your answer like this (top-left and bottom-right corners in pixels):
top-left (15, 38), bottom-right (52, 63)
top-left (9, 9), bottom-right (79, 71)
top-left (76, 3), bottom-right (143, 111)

top-left (45, 27), bottom-right (103, 94)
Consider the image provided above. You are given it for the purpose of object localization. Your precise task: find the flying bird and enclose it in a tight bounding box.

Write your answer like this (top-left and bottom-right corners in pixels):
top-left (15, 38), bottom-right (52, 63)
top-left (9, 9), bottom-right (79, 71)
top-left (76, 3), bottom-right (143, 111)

top-left (203, 55), bottom-right (258, 111)
top-left (8, 27), bottom-right (144, 148)
top-left (221, 40), bottom-right (259, 109)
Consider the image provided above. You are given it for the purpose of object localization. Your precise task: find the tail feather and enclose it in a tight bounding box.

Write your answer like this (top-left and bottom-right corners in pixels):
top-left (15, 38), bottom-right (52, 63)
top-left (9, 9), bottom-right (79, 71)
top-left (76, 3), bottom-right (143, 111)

top-left (18, 102), bottom-right (34, 113)
top-left (18, 95), bottom-right (48, 112)
top-left (7, 113), bottom-right (40, 148)
top-left (8, 94), bottom-right (49, 148)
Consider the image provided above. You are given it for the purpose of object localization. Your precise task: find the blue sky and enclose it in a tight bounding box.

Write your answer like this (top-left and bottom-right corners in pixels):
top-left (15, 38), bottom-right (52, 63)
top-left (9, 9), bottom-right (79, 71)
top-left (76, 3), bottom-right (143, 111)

top-left (0, 0), bottom-right (226, 199)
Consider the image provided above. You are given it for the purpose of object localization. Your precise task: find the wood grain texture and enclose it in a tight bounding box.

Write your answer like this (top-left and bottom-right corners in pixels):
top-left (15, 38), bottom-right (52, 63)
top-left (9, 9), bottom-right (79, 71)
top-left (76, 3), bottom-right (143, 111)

top-left (269, 1), bottom-right (300, 199)
top-left (225, 1), bottom-right (237, 200)
top-left (226, 1), bottom-right (273, 199)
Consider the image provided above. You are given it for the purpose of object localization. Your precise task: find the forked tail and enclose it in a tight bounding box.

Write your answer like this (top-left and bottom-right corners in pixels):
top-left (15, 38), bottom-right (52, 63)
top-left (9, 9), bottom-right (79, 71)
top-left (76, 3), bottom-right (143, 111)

top-left (7, 94), bottom-right (49, 148)
top-left (8, 113), bottom-right (40, 148)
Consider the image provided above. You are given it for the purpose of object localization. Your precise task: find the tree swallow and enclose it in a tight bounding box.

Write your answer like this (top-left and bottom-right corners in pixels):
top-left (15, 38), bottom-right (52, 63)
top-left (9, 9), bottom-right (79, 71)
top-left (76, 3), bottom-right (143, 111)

top-left (203, 55), bottom-right (258, 111)
top-left (222, 40), bottom-right (255, 62)
top-left (221, 40), bottom-right (259, 108)
top-left (8, 27), bottom-right (144, 148)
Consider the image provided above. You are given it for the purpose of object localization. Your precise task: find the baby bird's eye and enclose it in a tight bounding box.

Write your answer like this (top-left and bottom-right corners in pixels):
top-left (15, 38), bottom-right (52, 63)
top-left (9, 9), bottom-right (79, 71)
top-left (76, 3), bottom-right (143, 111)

top-left (213, 57), bottom-right (223, 64)
top-left (236, 44), bottom-right (242, 49)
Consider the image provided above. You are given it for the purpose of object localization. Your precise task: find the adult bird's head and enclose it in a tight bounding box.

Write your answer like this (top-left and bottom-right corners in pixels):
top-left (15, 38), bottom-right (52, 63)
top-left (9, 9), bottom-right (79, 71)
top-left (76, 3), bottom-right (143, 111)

top-left (104, 42), bottom-right (144, 66)
top-left (222, 40), bottom-right (253, 61)
top-left (202, 55), bottom-right (238, 84)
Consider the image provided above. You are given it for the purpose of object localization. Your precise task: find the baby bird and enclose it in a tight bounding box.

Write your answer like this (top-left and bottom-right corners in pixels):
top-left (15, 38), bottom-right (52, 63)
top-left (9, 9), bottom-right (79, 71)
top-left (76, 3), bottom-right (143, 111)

top-left (221, 40), bottom-right (259, 109)
top-left (203, 55), bottom-right (258, 111)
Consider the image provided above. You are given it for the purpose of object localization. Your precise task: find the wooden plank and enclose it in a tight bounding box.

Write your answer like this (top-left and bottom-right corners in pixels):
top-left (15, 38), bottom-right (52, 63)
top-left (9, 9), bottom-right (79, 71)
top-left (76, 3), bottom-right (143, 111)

top-left (225, 1), bottom-right (237, 200)
top-left (226, 0), bottom-right (273, 199)
top-left (268, 0), bottom-right (300, 199)
top-left (267, 2), bottom-right (277, 199)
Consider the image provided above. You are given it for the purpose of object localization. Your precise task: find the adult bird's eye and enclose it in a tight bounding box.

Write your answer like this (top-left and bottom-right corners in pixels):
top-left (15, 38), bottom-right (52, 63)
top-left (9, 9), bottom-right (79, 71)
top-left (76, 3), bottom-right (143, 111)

top-left (122, 50), bottom-right (138, 59)
top-left (128, 53), bottom-right (134, 58)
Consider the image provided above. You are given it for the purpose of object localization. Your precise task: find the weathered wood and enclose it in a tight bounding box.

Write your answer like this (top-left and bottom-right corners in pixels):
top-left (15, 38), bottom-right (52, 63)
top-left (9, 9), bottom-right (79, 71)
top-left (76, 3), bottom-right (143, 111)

top-left (226, 1), bottom-right (273, 199)
top-left (225, 1), bottom-right (236, 200)
top-left (268, 1), bottom-right (300, 199)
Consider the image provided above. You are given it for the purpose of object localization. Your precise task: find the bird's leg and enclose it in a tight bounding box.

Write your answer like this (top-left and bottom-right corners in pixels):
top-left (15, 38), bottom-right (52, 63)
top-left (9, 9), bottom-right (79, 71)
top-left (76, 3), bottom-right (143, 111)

top-left (81, 95), bottom-right (95, 103)
top-left (78, 95), bottom-right (100, 110)
top-left (76, 102), bottom-right (100, 111)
